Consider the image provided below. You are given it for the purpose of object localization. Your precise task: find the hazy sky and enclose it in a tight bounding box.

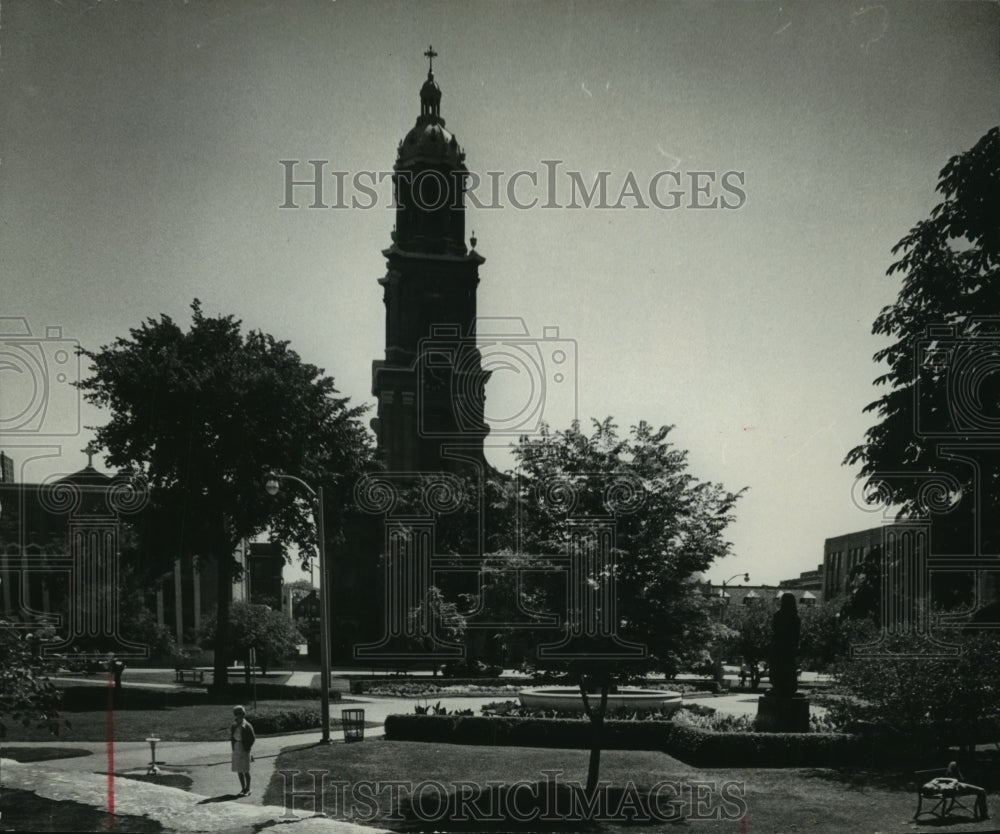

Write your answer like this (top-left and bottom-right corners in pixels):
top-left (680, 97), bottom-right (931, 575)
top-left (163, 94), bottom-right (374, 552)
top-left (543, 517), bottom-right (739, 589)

top-left (2, 0), bottom-right (997, 585)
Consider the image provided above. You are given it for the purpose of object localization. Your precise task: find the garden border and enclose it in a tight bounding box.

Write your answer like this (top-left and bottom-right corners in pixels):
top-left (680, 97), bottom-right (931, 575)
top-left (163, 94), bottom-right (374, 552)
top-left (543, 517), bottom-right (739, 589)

top-left (383, 713), bottom-right (871, 767)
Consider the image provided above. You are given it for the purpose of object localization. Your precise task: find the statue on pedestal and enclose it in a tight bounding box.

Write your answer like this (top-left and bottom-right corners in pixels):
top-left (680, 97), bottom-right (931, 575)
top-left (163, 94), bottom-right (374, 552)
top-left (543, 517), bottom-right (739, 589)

top-left (755, 592), bottom-right (809, 732)
top-left (769, 592), bottom-right (800, 697)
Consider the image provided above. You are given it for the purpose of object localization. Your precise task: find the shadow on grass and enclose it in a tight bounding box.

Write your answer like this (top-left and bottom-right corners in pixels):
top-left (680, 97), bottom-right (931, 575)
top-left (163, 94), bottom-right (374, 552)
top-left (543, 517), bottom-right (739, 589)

top-left (0, 746), bottom-right (93, 763)
top-left (0, 787), bottom-right (163, 832)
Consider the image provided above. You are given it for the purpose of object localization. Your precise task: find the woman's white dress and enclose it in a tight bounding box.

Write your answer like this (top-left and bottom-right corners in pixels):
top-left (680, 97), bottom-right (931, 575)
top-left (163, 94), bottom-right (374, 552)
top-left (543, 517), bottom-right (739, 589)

top-left (231, 721), bottom-right (252, 772)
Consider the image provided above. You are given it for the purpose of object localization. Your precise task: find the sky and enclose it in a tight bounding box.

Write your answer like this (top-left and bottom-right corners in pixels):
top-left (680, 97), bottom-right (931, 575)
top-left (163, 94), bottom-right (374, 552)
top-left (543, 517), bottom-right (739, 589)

top-left (1, 0), bottom-right (997, 586)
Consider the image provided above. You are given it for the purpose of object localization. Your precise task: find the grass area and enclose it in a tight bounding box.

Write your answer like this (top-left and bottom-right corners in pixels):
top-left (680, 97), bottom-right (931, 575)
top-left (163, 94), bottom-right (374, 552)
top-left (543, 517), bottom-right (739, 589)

top-left (0, 787), bottom-right (163, 832)
top-left (54, 670), bottom-right (293, 687)
top-left (0, 747), bottom-right (93, 763)
top-left (0, 699), bottom-right (367, 742)
top-left (262, 739), bottom-right (992, 833)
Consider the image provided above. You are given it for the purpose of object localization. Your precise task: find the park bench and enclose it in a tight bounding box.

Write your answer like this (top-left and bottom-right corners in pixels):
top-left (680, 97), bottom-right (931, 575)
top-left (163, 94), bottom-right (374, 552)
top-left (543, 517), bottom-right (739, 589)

top-left (915, 768), bottom-right (981, 821)
top-left (174, 668), bottom-right (205, 684)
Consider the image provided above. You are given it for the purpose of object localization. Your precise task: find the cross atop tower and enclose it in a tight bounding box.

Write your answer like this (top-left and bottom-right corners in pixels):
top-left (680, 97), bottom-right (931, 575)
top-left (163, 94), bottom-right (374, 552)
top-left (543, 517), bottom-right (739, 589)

top-left (424, 45), bottom-right (438, 75)
top-left (82, 441), bottom-right (99, 468)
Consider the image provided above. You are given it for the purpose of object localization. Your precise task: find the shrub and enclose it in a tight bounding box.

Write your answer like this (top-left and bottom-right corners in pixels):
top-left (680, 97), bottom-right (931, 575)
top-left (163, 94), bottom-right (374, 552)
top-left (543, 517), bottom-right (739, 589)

top-left (246, 707), bottom-right (320, 735)
top-left (383, 713), bottom-right (869, 767)
top-left (833, 632), bottom-right (1000, 755)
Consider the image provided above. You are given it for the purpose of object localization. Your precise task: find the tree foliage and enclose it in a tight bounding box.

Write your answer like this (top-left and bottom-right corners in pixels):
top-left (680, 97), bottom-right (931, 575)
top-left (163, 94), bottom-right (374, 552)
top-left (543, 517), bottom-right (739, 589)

top-left (0, 621), bottom-right (61, 739)
top-left (718, 603), bottom-right (772, 690)
top-left (846, 127), bottom-right (1000, 552)
top-left (199, 601), bottom-right (303, 681)
top-left (508, 418), bottom-right (745, 791)
top-left (833, 632), bottom-right (1000, 756)
top-left (77, 300), bottom-right (374, 687)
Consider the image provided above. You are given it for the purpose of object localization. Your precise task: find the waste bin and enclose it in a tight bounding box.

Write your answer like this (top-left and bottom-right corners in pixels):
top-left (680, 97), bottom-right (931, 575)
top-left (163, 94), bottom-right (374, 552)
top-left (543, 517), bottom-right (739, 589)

top-left (341, 708), bottom-right (365, 742)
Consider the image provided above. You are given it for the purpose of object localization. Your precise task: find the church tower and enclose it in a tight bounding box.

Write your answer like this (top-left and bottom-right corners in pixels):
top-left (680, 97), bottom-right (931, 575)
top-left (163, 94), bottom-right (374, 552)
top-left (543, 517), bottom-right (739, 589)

top-left (371, 48), bottom-right (488, 473)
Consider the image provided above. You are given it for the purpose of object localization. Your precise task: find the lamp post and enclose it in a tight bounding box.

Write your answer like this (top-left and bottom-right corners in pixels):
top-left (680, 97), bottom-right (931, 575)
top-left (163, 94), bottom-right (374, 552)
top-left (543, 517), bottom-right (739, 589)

top-left (720, 572), bottom-right (749, 600)
top-left (265, 472), bottom-right (331, 744)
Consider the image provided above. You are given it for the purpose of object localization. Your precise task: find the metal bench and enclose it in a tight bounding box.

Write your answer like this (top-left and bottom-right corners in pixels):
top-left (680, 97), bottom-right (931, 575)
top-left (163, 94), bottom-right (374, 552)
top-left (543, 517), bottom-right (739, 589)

top-left (915, 768), bottom-right (981, 821)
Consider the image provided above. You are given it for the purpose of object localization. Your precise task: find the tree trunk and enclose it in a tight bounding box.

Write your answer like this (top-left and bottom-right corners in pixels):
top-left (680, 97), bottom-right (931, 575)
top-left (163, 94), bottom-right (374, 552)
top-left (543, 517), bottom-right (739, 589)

top-left (580, 674), bottom-right (611, 797)
top-left (212, 545), bottom-right (232, 694)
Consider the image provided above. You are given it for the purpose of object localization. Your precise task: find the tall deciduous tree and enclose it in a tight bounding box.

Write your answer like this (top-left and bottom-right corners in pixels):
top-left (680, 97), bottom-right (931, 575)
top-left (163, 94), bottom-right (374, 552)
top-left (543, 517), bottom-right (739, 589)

top-left (846, 127), bottom-right (1000, 555)
top-left (511, 418), bottom-right (744, 793)
top-left (78, 300), bottom-right (373, 689)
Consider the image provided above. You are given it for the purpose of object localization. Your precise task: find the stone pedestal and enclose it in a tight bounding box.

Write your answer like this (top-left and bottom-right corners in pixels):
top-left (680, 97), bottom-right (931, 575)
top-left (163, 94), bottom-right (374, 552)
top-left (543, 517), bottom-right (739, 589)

top-left (755, 692), bottom-right (810, 732)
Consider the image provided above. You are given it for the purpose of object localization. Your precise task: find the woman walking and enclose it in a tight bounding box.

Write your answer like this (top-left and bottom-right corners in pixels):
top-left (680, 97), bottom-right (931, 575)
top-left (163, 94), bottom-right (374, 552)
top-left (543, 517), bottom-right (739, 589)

top-left (230, 705), bottom-right (256, 796)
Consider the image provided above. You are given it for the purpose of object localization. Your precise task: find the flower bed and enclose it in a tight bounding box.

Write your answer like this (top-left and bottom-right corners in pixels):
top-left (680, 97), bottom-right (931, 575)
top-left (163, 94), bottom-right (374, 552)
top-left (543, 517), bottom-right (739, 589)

top-left (351, 679), bottom-right (526, 697)
top-left (480, 700), bottom-right (717, 721)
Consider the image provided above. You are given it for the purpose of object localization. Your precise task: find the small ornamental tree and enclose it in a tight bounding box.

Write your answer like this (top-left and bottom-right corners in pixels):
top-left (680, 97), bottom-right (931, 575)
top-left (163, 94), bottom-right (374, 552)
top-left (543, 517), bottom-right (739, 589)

top-left (512, 418), bottom-right (744, 793)
top-left (200, 601), bottom-right (303, 683)
top-left (407, 586), bottom-right (467, 676)
top-left (719, 603), bottom-right (772, 690)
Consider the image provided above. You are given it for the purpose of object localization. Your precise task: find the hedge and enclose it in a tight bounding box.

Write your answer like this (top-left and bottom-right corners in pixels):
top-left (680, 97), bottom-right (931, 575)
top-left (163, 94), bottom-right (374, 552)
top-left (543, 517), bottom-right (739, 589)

top-left (383, 714), bottom-right (871, 768)
top-left (246, 707), bottom-right (321, 735)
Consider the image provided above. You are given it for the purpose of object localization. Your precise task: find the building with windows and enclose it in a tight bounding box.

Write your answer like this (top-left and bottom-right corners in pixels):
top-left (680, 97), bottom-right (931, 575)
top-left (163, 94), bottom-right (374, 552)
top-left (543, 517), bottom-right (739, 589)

top-left (821, 526), bottom-right (886, 603)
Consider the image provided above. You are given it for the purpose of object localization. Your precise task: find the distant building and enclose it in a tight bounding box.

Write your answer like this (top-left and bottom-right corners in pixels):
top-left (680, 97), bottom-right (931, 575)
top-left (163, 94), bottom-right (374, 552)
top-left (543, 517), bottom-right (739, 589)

top-left (697, 581), bottom-right (820, 608)
top-left (779, 564), bottom-right (823, 593)
top-left (822, 526), bottom-right (885, 603)
top-left (0, 450), bottom-right (282, 657)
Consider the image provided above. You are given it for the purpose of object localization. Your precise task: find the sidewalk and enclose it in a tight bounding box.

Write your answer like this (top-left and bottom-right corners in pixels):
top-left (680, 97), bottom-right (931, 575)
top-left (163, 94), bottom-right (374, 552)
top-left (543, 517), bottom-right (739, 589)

top-left (0, 755), bottom-right (386, 833)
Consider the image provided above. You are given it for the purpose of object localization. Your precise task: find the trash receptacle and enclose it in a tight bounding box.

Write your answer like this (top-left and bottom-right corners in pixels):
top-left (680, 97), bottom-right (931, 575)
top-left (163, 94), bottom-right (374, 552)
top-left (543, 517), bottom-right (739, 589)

top-left (342, 708), bottom-right (365, 742)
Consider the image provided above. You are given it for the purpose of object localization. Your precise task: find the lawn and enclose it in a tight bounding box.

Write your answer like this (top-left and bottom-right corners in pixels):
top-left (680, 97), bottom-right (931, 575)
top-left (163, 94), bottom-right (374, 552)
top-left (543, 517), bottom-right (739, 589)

top-left (262, 739), bottom-right (993, 833)
top-left (53, 670), bottom-right (293, 687)
top-left (0, 699), bottom-right (374, 742)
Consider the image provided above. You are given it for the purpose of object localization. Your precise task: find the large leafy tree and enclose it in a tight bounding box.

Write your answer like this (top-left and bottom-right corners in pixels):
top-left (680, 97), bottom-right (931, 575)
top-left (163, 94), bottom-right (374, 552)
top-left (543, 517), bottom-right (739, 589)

top-left (846, 127), bottom-right (1000, 556)
top-left (78, 300), bottom-right (373, 689)
top-left (509, 418), bottom-right (744, 792)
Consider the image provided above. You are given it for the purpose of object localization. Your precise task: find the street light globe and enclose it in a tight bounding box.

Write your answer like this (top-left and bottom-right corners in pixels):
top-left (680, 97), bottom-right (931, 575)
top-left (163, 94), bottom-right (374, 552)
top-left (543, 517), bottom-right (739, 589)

top-left (265, 476), bottom-right (280, 496)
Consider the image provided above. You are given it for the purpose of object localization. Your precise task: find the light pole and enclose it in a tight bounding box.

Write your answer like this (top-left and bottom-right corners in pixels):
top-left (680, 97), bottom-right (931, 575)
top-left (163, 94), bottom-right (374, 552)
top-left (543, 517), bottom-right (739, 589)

top-left (265, 472), bottom-right (331, 744)
top-left (721, 572), bottom-right (750, 598)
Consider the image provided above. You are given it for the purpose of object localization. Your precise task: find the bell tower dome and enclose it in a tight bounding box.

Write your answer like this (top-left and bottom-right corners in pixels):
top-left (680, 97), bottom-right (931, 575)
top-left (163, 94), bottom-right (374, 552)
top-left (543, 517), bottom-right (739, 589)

top-left (371, 48), bottom-right (488, 473)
